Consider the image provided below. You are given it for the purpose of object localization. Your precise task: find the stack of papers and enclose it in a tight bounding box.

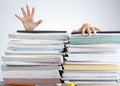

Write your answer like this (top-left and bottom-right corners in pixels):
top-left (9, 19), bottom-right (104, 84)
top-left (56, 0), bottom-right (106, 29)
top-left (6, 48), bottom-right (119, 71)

top-left (2, 30), bottom-right (69, 84)
top-left (62, 31), bottom-right (120, 83)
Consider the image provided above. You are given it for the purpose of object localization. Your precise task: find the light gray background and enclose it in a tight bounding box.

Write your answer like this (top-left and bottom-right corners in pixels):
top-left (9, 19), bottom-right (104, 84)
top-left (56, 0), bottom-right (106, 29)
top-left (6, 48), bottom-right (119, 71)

top-left (0, 0), bottom-right (120, 81)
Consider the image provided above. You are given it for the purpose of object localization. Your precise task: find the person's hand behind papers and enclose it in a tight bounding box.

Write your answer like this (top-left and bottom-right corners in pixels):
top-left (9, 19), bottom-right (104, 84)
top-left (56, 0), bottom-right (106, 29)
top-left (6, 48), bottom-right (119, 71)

top-left (73, 23), bottom-right (101, 36)
top-left (15, 5), bottom-right (42, 31)
top-left (15, 5), bottom-right (101, 34)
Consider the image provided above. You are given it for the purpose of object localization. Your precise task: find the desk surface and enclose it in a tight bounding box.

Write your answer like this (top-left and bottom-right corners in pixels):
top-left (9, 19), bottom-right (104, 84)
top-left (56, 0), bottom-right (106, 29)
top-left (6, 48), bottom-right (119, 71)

top-left (1, 82), bottom-right (120, 86)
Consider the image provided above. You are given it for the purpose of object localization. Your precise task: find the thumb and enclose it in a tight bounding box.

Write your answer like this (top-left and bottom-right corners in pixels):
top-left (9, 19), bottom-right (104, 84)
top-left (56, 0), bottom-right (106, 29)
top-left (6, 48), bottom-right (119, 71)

top-left (36, 19), bottom-right (42, 26)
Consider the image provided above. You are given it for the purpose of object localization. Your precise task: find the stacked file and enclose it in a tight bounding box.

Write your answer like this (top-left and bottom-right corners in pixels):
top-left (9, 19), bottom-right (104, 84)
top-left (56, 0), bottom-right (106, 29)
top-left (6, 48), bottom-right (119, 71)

top-left (2, 30), bottom-right (69, 84)
top-left (62, 31), bottom-right (120, 83)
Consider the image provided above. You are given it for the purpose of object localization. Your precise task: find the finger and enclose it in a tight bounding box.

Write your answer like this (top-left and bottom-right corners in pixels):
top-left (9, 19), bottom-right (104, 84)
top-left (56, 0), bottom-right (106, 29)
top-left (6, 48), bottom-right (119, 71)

top-left (35, 19), bottom-right (42, 26)
top-left (31, 7), bottom-right (35, 17)
top-left (26, 5), bottom-right (30, 16)
top-left (21, 7), bottom-right (26, 17)
top-left (94, 27), bottom-right (101, 32)
top-left (72, 29), bottom-right (81, 32)
top-left (90, 27), bottom-right (96, 35)
top-left (15, 14), bottom-right (22, 21)
top-left (82, 28), bottom-right (86, 36)
top-left (87, 27), bottom-right (91, 36)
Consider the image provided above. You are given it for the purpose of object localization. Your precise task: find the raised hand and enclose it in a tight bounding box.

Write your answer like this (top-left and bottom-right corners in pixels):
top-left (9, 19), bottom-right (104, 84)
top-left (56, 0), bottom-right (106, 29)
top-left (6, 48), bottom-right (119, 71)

top-left (73, 23), bottom-right (101, 36)
top-left (15, 5), bottom-right (42, 31)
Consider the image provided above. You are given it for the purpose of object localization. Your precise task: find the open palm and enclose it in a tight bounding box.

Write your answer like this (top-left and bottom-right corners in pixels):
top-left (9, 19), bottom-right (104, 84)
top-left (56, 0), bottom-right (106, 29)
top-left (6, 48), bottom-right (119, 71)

top-left (15, 5), bottom-right (42, 31)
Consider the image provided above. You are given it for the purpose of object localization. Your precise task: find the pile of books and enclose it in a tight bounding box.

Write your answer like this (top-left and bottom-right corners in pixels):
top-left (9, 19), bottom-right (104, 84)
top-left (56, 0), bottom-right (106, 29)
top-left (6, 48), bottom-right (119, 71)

top-left (62, 31), bottom-right (120, 83)
top-left (2, 30), bottom-right (69, 84)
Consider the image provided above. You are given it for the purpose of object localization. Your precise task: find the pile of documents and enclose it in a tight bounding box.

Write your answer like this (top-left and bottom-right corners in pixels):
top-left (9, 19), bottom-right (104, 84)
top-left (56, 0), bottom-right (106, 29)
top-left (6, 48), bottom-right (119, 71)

top-left (62, 31), bottom-right (120, 83)
top-left (2, 30), bottom-right (120, 84)
top-left (2, 30), bottom-right (69, 84)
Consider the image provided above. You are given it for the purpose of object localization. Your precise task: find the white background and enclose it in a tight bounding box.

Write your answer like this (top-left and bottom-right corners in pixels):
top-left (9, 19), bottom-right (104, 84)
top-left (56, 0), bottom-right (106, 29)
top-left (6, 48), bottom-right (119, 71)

top-left (0, 0), bottom-right (120, 81)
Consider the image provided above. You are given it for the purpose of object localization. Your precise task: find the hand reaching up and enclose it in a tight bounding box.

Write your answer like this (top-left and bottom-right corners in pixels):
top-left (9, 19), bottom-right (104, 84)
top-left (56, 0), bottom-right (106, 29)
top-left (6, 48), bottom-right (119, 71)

top-left (73, 23), bottom-right (101, 36)
top-left (15, 5), bottom-right (42, 31)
